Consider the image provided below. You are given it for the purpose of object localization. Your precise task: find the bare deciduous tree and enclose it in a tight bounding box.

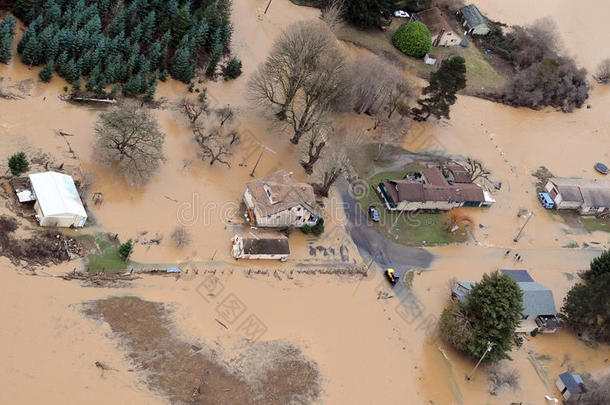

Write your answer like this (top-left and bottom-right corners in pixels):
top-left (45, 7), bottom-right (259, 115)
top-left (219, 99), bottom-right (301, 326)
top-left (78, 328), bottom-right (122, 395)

top-left (286, 49), bottom-right (346, 144)
top-left (595, 58), bottom-right (610, 83)
top-left (311, 129), bottom-right (353, 197)
top-left (346, 54), bottom-right (410, 118)
top-left (194, 123), bottom-right (234, 167)
top-left (216, 105), bottom-right (235, 126)
top-left (171, 226), bottom-right (191, 248)
top-left (320, 0), bottom-right (345, 32)
top-left (458, 158), bottom-right (490, 183)
top-left (247, 21), bottom-right (337, 120)
top-left (299, 125), bottom-right (329, 174)
top-left (94, 104), bottom-right (165, 184)
top-left (182, 97), bottom-right (208, 124)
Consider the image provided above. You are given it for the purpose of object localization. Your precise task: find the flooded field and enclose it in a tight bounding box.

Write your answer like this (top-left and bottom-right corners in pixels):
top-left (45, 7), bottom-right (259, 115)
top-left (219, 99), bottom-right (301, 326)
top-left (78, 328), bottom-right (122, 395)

top-left (1, 0), bottom-right (610, 404)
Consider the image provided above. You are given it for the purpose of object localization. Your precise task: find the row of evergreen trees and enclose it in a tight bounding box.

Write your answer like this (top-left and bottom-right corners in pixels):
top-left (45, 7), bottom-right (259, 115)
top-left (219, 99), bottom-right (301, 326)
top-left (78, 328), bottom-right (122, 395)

top-left (9, 0), bottom-right (236, 98)
top-left (0, 15), bottom-right (16, 63)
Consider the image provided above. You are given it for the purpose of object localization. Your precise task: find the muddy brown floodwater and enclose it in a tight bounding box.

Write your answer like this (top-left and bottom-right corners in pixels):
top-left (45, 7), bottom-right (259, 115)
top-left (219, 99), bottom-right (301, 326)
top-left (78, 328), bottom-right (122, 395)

top-left (2, 0), bottom-right (610, 404)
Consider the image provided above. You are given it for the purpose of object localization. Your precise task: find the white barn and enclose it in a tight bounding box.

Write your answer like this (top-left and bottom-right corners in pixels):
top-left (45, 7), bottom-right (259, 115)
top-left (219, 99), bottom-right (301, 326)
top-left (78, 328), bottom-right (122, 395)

top-left (29, 171), bottom-right (87, 228)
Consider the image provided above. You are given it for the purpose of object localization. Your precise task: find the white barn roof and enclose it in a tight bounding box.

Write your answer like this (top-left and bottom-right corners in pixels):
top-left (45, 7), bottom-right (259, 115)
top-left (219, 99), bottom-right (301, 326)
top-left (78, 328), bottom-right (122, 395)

top-left (29, 172), bottom-right (87, 218)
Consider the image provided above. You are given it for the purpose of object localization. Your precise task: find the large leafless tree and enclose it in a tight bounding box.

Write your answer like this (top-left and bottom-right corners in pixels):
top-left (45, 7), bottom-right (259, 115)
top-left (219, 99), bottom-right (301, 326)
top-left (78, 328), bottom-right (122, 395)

top-left (286, 49), bottom-right (346, 144)
top-left (310, 128), bottom-right (355, 197)
top-left (247, 21), bottom-right (339, 122)
top-left (94, 104), bottom-right (165, 184)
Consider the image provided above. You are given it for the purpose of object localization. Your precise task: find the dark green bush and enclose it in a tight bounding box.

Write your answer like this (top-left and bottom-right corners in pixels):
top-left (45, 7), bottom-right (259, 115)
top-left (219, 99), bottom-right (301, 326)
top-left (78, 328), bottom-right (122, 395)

top-left (392, 21), bottom-right (432, 58)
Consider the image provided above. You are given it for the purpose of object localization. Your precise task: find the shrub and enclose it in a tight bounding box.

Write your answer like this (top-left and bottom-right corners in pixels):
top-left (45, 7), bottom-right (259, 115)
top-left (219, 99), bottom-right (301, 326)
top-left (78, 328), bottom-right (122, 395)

top-left (223, 57), bottom-right (243, 80)
top-left (8, 152), bottom-right (29, 176)
top-left (392, 21), bottom-right (431, 58)
top-left (311, 220), bottom-right (324, 235)
top-left (530, 328), bottom-right (538, 337)
top-left (119, 239), bottom-right (133, 261)
top-left (301, 224), bottom-right (312, 234)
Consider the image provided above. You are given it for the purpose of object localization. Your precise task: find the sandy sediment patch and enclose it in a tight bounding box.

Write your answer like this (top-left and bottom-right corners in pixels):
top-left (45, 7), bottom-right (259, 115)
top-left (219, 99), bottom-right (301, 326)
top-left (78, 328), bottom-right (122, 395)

top-left (84, 296), bottom-right (321, 405)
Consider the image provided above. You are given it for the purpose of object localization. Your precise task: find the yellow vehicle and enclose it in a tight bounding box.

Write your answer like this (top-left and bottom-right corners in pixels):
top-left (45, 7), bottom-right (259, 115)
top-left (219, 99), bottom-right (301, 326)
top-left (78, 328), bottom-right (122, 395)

top-left (384, 268), bottom-right (399, 285)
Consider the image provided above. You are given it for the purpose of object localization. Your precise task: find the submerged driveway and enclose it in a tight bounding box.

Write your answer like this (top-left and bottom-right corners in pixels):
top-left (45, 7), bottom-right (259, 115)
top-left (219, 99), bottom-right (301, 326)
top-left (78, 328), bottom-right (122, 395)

top-left (339, 181), bottom-right (435, 278)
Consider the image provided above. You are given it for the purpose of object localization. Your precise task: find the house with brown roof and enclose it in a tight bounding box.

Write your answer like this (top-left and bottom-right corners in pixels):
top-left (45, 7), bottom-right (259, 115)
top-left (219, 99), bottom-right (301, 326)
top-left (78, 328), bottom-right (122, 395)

top-left (411, 7), bottom-right (460, 47)
top-left (231, 232), bottom-right (290, 261)
top-left (378, 166), bottom-right (495, 211)
top-left (243, 170), bottom-right (321, 228)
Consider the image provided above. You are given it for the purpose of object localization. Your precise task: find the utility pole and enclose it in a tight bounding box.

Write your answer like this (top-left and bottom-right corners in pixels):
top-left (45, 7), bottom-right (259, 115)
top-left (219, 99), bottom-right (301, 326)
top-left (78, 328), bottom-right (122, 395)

top-left (264, 0), bottom-right (273, 14)
top-left (467, 341), bottom-right (493, 381)
top-left (513, 211), bottom-right (533, 242)
top-left (250, 148), bottom-right (264, 177)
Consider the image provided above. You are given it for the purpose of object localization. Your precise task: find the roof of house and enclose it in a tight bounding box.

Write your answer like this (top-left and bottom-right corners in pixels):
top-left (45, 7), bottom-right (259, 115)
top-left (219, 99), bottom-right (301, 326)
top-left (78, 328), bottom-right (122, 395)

top-left (445, 164), bottom-right (472, 183)
top-left (386, 180), bottom-right (425, 202)
top-left (452, 276), bottom-right (557, 317)
top-left (237, 233), bottom-right (290, 255)
top-left (422, 167), bottom-right (449, 186)
top-left (460, 4), bottom-right (488, 27)
top-left (246, 170), bottom-right (318, 216)
top-left (501, 269), bottom-right (534, 282)
top-left (413, 7), bottom-right (453, 37)
top-left (550, 177), bottom-right (610, 206)
top-left (28, 171), bottom-right (87, 218)
top-left (580, 186), bottom-right (610, 208)
top-left (520, 282), bottom-right (557, 316)
top-left (559, 372), bottom-right (585, 394)
top-left (383, 177), bottom-right (485, 204)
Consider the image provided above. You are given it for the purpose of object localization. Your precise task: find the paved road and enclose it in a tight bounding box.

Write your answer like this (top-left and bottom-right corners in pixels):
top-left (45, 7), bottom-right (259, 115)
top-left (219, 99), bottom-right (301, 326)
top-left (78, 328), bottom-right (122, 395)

top-left (339, 181), bottom-right (434, 280)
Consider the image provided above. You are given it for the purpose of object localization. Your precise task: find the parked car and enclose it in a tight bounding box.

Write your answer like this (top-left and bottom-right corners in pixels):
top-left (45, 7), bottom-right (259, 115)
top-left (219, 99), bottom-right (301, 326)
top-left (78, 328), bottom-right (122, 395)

top-left (537, 192), bottom-right (555, 209)
top-left (368, 205), bottom-right (380, 222)
top-left (394, 10), bottom-right (409, 18)
top-left (385, 268), bottom-right (399, 285)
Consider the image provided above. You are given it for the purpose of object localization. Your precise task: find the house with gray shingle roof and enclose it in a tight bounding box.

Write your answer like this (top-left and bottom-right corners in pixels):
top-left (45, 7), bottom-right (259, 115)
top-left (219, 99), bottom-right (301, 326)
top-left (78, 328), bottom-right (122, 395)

top-left (545, 177), bottom-right (610, 215)
top-left (451, 270), bottom-right (559, 334)
top-left (243, 170), bottom-right (321, 228)
top-left (457, 5), bottom-right (490, 36)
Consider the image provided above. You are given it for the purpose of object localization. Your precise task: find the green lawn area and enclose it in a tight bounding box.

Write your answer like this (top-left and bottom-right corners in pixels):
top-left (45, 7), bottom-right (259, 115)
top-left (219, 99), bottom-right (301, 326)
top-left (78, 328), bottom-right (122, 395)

top-left (581, 217), bottom-right (610, 233)
top-left (79, 233), bottom-right (128, 273)
top-left (336, 19), bottom-right (506, 93)
top-left (357, 169), bottom-right (468, 246)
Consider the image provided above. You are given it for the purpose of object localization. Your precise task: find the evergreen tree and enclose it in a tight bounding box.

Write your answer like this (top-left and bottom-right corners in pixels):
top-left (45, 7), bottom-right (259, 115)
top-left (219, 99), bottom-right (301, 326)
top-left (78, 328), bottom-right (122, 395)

top-left (222, 57), bottom-right (242, 80)
top-left (171, 4), bottom-right (192, 44)
top-left (64, 58), bottom-right (80, 83)
top-left (204, 3), bottom-right (221, 33)
top-left (148, 41), bottom-right (162, 70)
top-left (95, 73), bottom-right (107, 96)
top-left (206, 40), bottom-right (223, 77)
top-left (8, 152), bottom-right (29, 176)
top-left (144, 80), bottom-right (156, 101)
top-left (345, 0), bottom-right (393, 29)
top-left (55, 50), bottom-right (68, 76)
top-left (39, 60), bottom-right (54, 82)
top-left (439, 272), bottom-right (523, 363)
top-left (170, 45), bottom-right (195, 83)
top-left (21, 35), bottom-right (40, 65)
top-left (0, 34), bottom-right (12, 64)
top-left (119, 239), bottom-right (133, 261)
top-left (414, 56), bottom-right (467, 121)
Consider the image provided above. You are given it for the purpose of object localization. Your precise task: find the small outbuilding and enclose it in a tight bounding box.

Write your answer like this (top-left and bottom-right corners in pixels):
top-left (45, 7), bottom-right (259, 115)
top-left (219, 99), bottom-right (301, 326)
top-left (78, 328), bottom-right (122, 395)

top-left (29, 171), bottom-right (87, 228)
top-left (555, 372), bottom-right (585, 400)
top-left (231, 232), bottom-right (290, 261)
top-left (457, 5), bottom-right (490, 36)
